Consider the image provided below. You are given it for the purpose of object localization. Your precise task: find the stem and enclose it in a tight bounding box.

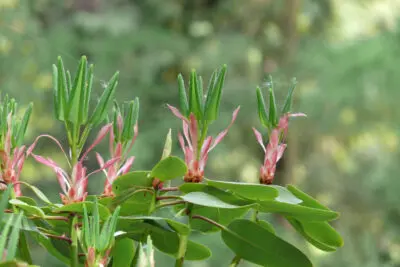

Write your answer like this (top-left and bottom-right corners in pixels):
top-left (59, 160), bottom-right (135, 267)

top-left (155, 200), bottom-right (186, 210)
top-left (159, 187), bottom-right (179, 192)
top-left (191, 215), bottom-right (225, 230)
top-left (229, 255), bottom-right (241, 267)
top-left (44, 233), bottom-right (72, 244)
top-left (175, 257), bottom-right (185, 267)
top-left (70, 216), bottom-right (79, 267)
top-left (156, 195), bottom-right (181, 201)
top-left (196, 124), bottom-right (208, 160)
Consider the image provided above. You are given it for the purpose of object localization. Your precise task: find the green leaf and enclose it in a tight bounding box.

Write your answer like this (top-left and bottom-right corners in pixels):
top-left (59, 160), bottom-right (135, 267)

top-left (117, 190), bottom-right (155, 216)
top-left (18, 182), bottom-right (53, 206)
top-left (181, 192), bottom-right (254, 209)
top-left (205, 179), bottom-right (278, 201)
top-left (119, 216), bottom-right (189, 235)
top-left (269, 185), bottom-right (302, 204)
top-left (16, 197), bottom-right (37, 207)
top-left (89, 71), bottom-right (119, 126)
top-left (6, 212), bottom-right (23, 261)
top-left (83, 64), bottom-right (94, 124)
top-left (112, 171), bottom-right (153, 195)
top-left (0, 261), bottom-right (33, 267)
top-left (53, 202), bottom-right (110, 220)
top-left (256, 86), bottom-right (268, 127)
top-left (287, 218), bottom-right (343, 251)
top-left (67, 56), bottom-right (87, 125)
top-left (53, 56), bottom-right (69, 121)
top-left (188, 70), bottom-right (202, 120)
top-left (179, 183), bottom-right (208, 193)
top-left (161, 129), bottom-right (172, 159)
top-left (112, 237), bottom-right (135, 267)
top-left (257, 220), bottom-right (276, 234)
top-left (150, 156), bottom-right (187, 181)
top-left (204, 65), bottom-right (226, 122)
top-left (177, 74), bottom-right (189, 117)
top-left (281, 78), bottom-right (297, 114)
top-left (185, 240), bottom-right (211, 261)
top-left (268, 78), bottom-right (278, 127)
top-left (30, 231), bottom-right (70, 264)
top-left (257, 200), bottom-right (339, 221)
top-left (221, 219), bottom-right (312, 267)
top-left (121, 98), bottom-right (139, 142)
top-left (9, 199), bottom-right (45, 218)
top-left (15, 103), bottom-right (32, 146)
top-left (0, 214), bottom-right (14, 256)
top-left (0, 185), bottom-right (12, 220)
top-left (287, 185), bottom-right (331, 210)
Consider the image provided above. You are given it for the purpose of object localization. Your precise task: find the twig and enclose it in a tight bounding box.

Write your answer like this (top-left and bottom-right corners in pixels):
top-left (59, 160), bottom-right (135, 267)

top-left (156, 200), bottom-right (186, 209)
top-left (191, 215), bottom-right (225, 230)
top-left (44, 233), bottom-right (72, 244)
top-left (156, 195), bottom-right (181, 201)
top-left (159, 187), bottom-right (179, 192)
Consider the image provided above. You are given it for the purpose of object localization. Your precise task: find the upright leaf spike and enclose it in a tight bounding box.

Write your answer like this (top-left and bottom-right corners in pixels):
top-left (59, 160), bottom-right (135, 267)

top-left (268, 76), bottom-right (278, 127)
top-left (256, 86), bottom-right (269, 127)
top-left (281, 77), bottom-right (297, 114)
top-left (67, 56), bottom-right (87, 125)
top-left (189, 69), bottom-right (203, 120)
top-left (177, 74), bottom-right (189, 117)
top-left (204, 64), bottom-right (227, 122)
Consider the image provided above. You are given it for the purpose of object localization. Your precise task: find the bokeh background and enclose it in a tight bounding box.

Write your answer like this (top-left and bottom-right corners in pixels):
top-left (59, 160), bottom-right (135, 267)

top-left (1, 0), bottom-right (400, 266)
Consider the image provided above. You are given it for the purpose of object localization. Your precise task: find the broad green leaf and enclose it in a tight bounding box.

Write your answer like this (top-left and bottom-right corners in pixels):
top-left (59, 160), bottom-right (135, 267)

top-left (9, 199), bottom-right (45, 218)
top-left (112, 237), bottom-right (135, 267)
top-left (112, 171), bottom-right (153, 195)
top-left (221, 219), bottom-right (312, 267)
top-left (287, 218), bottom-right (343, 251)
top-left (179, 183), bottom-right (208, 193)
top-left (257, 200), bottom-right (339, 221)
top-left (189, 205), bottom-right (249, 233)
top-left (185, 240), bottom-right (211, 261)
top-left (257, 220), bottom-right (276, 234)
top-left (119, 216), bottom-right (189, 235)
top-left (181, 192), bottom-right (254, 209)
top-left (16, 197), bottom-right (37, 207)
top-left (269, 185), bottom-right (302, 204)
top-left (89, 71), bottom-right (119, 126)
top-left (150, 156), bottom-right (187, 181)
top-left (287, 185), bottom-right (330, 210)
top-left (204, 65), bottom-right (226, 122)
top-left (118, 190), bottom-right (155, 216)
top-left (177, 74), bottom-right (189, 117)
top-left (205, 179), bottom-right (278, 201)
top-left (256, 86), bottom-right (269, 127)
top-left (53, 202), bottom-right (110, 220)
top-left (281, 78), bottom-right (297, 114)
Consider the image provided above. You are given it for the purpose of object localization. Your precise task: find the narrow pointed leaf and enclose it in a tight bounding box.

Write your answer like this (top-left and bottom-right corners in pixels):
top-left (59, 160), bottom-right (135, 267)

top-left (83, 64), bottom-right (94, 124)
top-left (9, 199), bottom-right (45, 218)
top-left (177, 74), bottom-right (189, 117)
top-left (55, 57), bottom-right (69, 121)
top-left (281, 78), bottom-right (297, 114)
top-left (67, 56), bottom-right (87, 124)
top-left (256, 87), bottom-right (269, 127)
top-left (15, 103), bottom-right (32, 146)
top-left (6, 212), bottom-right (23, 260)
top-left (204, 65), bottom-right (226, 122)
top-left (268, 78), bottom-right (278, 127)
top-left (0, 185), bottom-right (11, 220)
top-left (188, 70), bottom-right (202, 120)
top-left (89, 71), bottom-right (119, 126)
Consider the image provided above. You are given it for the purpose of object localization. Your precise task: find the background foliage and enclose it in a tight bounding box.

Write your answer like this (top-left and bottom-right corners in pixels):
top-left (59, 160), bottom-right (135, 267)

top-left (1, 0), bottom-right (400, 266)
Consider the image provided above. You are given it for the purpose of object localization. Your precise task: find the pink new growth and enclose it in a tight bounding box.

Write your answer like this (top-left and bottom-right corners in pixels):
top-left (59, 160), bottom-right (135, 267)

top-left (253, 113), bottom-right (305, 184)
top-left (168, 104), bottom-right (240, 182)
top-left (0, 113), bottom-right (27, 196)
top-left (28, 124), bottom-right (118, 204)
top-left (96, 114), bottom-right (138, 196)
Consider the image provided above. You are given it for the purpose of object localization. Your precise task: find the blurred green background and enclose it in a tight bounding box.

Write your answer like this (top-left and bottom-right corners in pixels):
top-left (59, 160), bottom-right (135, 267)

top-left (1, 0), bottom-right (400, 266)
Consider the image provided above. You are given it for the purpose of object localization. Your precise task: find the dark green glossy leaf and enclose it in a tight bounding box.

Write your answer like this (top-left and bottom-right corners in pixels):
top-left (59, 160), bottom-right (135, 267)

top-left (150, 156), bottom-right (187, 181)
top-left (287, 185), bottom-right (330, 210)
top-left (205, 179), bottom-right (278, 201)
top-left (112, 237), bottom-right (135, 267)
top-left (269, 185), bottom-right (302, 204)
top-left (185, 240), bottom-right (211, 261)
top-left (221, 219), bottom-right (312, 267)
top-left (257, 220), bottom-right (276, 234)
top-left (118, 190), bottom-right (155, 216)
top-left (53, 202), bottom-right (110, 220)
top-left (287, 218), bottom-right (343, 251)
top-left (181, 191), bottom-right (254, 209)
